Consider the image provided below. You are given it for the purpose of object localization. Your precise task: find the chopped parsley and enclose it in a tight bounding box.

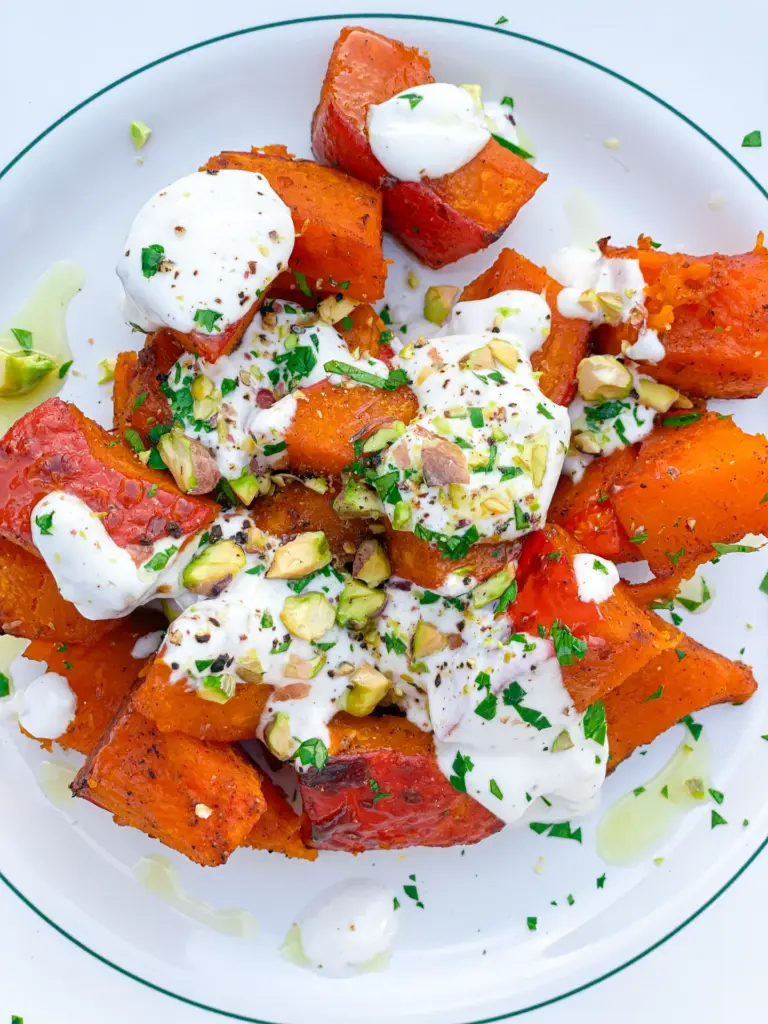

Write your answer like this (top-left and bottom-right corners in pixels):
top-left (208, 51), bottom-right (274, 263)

top-left (193, 308), bottom-right (223, 333)
top-left (549, 620), bottom-right (588, 666)
top-left (760, 571), bottom-right (768, 595)
top-left (144, 545), bottom-right (178, 572)
top-left (383, 632), bottom-right (407, 655)
top-left (491, 132), bottom-right (534, 160)
top-left (368, 778), bottom-right (391, 804)
top-left (526, 916), bottom-right (537, 931)
top-left (708, 788), bottom-right (725, 805)
top-left (264, 440), bottom-right (287, 456)
top-left (294, 737), bottom-right (328, 770)
top-left (502, 680), bottom-right (551, 731)
top-left (596, 874), bottom-right (606, 889)
top-left (413, 522), bottom-right (479, 562)
top-left (469, 407), bottom-right (485, 428)
top-left (271, 345), bottom-right (318, 389)
top-left (293, 271), bottom-right (313, 297)
top-left (501, 95), bottom-right (514, 108)
top-left (679, 714), bottom-right (702, 741)
top-left (400, 93), bottom-right (424, 110)
top-left (58, 360), bottom-right (73, 378)
top-left (712, 542), bottom-right (757, 555)
top-left (742, 130), bottom-right (762, 148)
top-left (592, 559), bottom-right (608, 574)
top-left (582, 700), bottom-right (607, 745)
top-left (529, 821), bottom-right (582, 843)
top-left (0, 673), bottom-right (10, 698)
top-left (403, 877), bottom-right (425, 908)
top-left (662, 412), bottom-right (702, 427)
top-left (34, 511), bottom-right (55, 535)
top-left (474, 691), bottom-right (498, 720)
top-left (141, 243), bottom-right (165, 278)
top-left (147, 484), bottom-right (158, 498)
top-left (641, 685), bottom-right (664, 703)
top-left (628, 529), bottom-right (648, 544)
top-left (132, 390), bottom-right (148, 410)
top-left (675, 648), bottom-right (687, 661)
top-left (418, 591), bottom-right (441, 605)
top-left (323, 360), bottom-right (409, 391)
top-left (499, 466), bottom-right (523, 482)
top-left (124, 427), bottom-right (146, 452)
top-left (711, 809), bottom-right (727, 829)
top-left (221, 377), bottom-right (238, 396)
top-left (666, 547), bottom-right (686, 566)
top-left (489, 778), bottom-right (504, 800)
top-left (10, 328), bottom-right (32, 350)
top-left (449, 750), bottom-right (474, 793)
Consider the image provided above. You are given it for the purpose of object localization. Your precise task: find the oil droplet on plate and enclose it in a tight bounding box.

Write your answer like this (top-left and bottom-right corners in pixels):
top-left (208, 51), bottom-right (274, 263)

top-left (596, 732), bottom-right (711, 866)
top-left (133, 854), bottom-right (257, 938)
top-left (0, 261), bottom-right (84, 433)
top-left (36, 760), bottom-right (77, 808)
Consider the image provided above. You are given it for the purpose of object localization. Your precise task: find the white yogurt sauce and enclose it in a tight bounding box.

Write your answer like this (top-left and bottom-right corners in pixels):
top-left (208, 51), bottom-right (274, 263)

top-left (483, 100), bottom-right (520, 147)
top-left (131, 631), bottom-right (166, 659)
top-left (549, 244), bottom-right (666, 364)
top-left (163, 300), bottom-right (388, 481)
top-left (563, 363), bottom-right (657, 482)
top-left (367, 586), bottom-right (606, 822)
top-left (448, 290), bottom-right (551, 357)
top-left (31, 491), bottom-right (198, 620)
top-left (158, 517), bottom-right (365, 753)
top-left (116, 170), bottom-right (295, 337)
top-left (572, 553), bottom-right (619, 604)
top-left (18, 672), bottom-right (77, 740)
top-left (549, 246), bottom-right (646, 325)
top-left (624, 329), bottom-right (666, 364)
top-left (375, 294), bottom-right (568, 545)
top-left (291, 879), bottom-right (397, 976)
top-left (367, 83), bottom-right (490, 182)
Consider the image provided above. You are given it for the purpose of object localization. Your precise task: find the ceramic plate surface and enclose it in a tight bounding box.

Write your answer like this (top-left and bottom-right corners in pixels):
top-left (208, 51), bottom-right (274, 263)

top-left (1, 13), bottom-right (767, 1024)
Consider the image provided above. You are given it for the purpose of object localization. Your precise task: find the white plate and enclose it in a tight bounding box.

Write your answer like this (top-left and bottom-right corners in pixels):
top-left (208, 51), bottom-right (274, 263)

top-left (1, 13), bottom-right (767, 1024)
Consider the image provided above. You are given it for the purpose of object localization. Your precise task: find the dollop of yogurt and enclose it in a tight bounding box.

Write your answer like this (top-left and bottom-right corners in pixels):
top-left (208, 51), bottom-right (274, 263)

top-left (162, 301), bottom-right (388, 481)
top-left (549, 246), bottom-right (646, 324)
top-left (572, 553), bottom-right (619, 604)
top-left (367, 83), bottom-right (490, 181)
top-left (18, 672), bottom-right (77, 740)
top-left (116, 170), bottom-right (295, 336)
top-left (371, 587), bottom-right (606, 823)
top-left (31, 491), bottom-right (196, 620)
top-left (374, 293), bottom-right (568, 545)
top-left (292, 879), bottom-right (398, 976)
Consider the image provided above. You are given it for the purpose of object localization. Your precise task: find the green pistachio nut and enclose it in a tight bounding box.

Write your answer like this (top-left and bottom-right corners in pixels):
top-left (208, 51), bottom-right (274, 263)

top-left (280, 592), bottom-right (336, 641)
top-left (182, 539), bottom-right (246, 596)
top-left (352, 538), bottom-right (391, 588)
top-left (266, 532), bottom-right (331, 579)
top-left (345, 663), bottom-right (391, 717)
top-left (336, 580), bottom-right (387, 629)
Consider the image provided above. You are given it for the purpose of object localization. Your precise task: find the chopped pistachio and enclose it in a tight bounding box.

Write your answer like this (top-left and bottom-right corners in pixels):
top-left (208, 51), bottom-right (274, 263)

top-left (489, 339), bottom-right (519, 370)
top-left (283, 652), bottom-right (327, 679)
top-left (392, 500), bottom-right (411, 529)
top-left (346, 663), bottom-right (391, 717)
top-left (352, 538), bottom-right (391, 587)
top-left (267, 532), bottom-right (331, 579)
top-left (577, 355), bottom-right (632, 401)
top-left (280, 593), bottom-right (336, 641)
top-left (182, 539), bottom-right (246, 596)
top-left (636, 379), bottom-right (683, 413)
top-left (332, 476), bottom-right (384, 520)
top-left (362, 420), bottom-right (406, 454)
top-left (411, 619), bottom-right (447, 659)
top-left (336, 580), bottom-right (387, 629)
top-left (236, 649), bottom-right (264, 683)
top-left (472, 566), bottom-right (515, 608)
top-left (97, 357), bottom-right (116, 384)
top-left (265, 712), bottom-right (294, 759)
top-left (129, 120), bottom-right (152, 149)
top-left (424, 285), bottom-right (459, 325)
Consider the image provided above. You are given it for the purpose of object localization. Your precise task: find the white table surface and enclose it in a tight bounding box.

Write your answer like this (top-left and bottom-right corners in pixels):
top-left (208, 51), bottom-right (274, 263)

top-left (1, 1), bottom-right (766, 1021)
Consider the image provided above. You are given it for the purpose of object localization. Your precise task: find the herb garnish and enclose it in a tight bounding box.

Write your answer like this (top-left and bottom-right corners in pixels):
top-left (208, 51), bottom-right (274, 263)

top-left (35, 512), bottom-right (55, 535)
top-left (294, 737), bottom-right (329, 770)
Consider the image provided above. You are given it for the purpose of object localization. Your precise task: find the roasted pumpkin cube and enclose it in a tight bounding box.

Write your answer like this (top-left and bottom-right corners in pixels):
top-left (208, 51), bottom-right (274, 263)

top-left (461, 248), bottom-right (592, 406)
top-left (605, 630), bottom-right (757, 769)
top-left (595, 235), bottom-right (768, 399)
top-left (243, 774), bottom-right (317, 861)
top-left (203, 146), bottom-right (387, 303)
top-left (72, 696), bottom-right (266, 866)
top-left (299, 713), bottom-right (503, 852)
top-left (509, 525), bottom-right (676, 710)
top-left (0, 397), bottom-right (216, 554)
top-left (24, 611), bottom-right (165, 755)
top-left (311, 27), bottom-right (546, 268)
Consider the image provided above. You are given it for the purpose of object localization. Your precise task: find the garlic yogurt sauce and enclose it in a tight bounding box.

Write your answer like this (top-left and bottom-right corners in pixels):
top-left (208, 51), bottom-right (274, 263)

top-left (116, 170), bottom-right (295, 337)
top-left (362, 583), bottom-right (607, 824)
top-left (159, 301), bottom-right (389, 484)
top-left (30, 490), bottom-right (200, 620)
top-left (375, 290), bottom-right (570, 546)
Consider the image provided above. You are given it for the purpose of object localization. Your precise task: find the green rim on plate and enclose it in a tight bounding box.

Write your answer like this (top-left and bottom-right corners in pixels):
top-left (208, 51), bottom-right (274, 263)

top-left (1, 13), bottom-right (766, 1023)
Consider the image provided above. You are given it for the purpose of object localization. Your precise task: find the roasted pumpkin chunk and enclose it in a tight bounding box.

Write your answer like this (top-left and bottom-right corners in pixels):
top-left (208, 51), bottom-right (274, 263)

top-left (311, 27), bottom-right (546, 268)
top-left (72, 696), bottom-right (266, 866)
